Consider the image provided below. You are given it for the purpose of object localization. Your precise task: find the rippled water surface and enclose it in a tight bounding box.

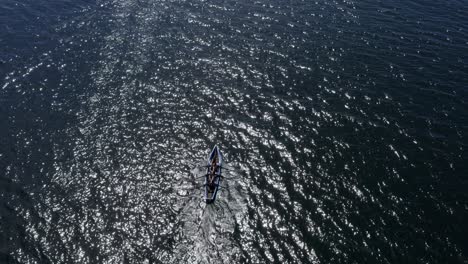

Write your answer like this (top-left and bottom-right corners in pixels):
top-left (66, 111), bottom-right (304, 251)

top-left (1, 0), bottom-right (468, 263)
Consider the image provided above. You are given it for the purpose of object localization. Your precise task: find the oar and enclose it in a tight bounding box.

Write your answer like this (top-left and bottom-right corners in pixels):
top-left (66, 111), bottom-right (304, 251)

top-left (176, 193), bottom-right (204, 199)
top-left (178, 173), bottom-right (210, 181)
top-left (219, 175), bottom-right (241, 180)
top-left (193, 174), bottom-right (208, 179)
top-left (174, 184), bottom-right (206, 191)
top-left (192, 164), bottom-right (238, 170)
top-left (220, 166), bottom-right (241, 173)
top-left (178, 176), bottom-right (202, 182)
top-left (191, 165), bottom-right (210, 169)
top-left (201, 173), bottom-right (239, 180)
top-left (192, 173), bottom-right (222, 178)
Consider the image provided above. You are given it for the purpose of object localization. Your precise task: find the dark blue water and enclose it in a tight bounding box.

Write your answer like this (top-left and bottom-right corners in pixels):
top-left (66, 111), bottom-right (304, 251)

top-left (1, 0), bottom-right (468, 263)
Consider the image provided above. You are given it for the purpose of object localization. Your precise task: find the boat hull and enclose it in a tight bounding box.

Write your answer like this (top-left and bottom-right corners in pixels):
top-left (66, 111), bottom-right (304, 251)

top-left (204, 145), bottom-right (223, 204)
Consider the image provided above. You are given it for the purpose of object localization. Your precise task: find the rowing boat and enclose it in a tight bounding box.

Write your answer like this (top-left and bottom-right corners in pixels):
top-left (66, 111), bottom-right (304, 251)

top-left (204, 145), bottom-right (223, 204)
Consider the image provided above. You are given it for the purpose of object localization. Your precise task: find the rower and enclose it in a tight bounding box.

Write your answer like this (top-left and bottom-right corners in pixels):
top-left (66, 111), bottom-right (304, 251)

top-left (208, 158), bottom-right (218, 189)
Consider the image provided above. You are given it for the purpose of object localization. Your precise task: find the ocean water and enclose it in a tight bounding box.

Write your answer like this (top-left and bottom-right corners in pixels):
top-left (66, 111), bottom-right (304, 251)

top-left (1, 0), bottom-right (467, 263)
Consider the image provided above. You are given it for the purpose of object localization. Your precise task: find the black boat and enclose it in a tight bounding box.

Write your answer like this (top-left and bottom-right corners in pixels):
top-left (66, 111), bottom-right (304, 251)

top-left (204, 145), bottom-right (223, 204)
